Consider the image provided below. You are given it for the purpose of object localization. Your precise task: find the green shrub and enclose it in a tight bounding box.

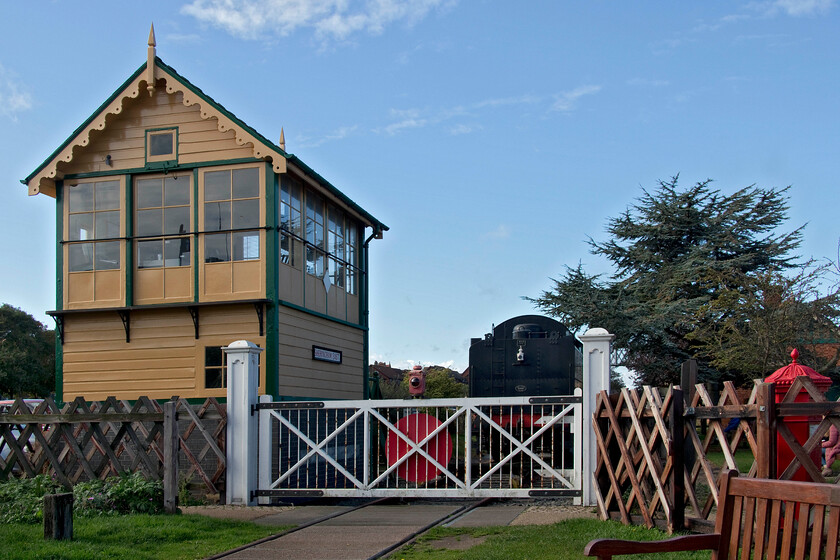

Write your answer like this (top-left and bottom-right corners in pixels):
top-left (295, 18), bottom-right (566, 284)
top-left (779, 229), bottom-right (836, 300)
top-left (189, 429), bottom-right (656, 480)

top-left (0, 472), bottom-right (164, 524)
top-left (74, 472), bottom-right (163, 516)
top-left (0, 475), bottom-right (62, 524)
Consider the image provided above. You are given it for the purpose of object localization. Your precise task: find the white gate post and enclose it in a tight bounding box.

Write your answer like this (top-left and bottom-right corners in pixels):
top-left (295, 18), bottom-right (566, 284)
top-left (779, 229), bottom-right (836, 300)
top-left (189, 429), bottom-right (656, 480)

top-left (579, 328), bottom-right (614, 506)
top-left (225, 340), bottom-right (263, 506)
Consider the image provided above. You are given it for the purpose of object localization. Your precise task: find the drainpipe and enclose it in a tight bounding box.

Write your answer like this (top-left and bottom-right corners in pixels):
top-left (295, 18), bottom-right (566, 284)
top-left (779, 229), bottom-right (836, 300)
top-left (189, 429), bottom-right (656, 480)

top-left (362, 225), bottom-right (383, 399)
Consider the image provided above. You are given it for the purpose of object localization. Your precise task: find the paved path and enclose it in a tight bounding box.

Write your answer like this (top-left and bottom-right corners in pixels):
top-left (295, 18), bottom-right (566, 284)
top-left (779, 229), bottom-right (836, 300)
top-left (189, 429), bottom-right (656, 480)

top-left (188, 502), bottom-right (597, 560)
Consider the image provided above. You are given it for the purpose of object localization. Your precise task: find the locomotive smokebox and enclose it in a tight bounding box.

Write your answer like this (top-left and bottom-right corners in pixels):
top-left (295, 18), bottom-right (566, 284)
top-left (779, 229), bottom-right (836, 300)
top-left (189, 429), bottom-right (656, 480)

top-left (468, 315), bottom-right (582, 398)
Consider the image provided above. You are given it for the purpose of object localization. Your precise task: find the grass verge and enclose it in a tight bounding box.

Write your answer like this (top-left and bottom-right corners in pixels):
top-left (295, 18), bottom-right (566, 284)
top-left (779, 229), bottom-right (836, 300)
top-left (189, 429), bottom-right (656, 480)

top-left (0, 513), bottom-right (285, 560)
top-left (389, 518), bottom-right (709, 560)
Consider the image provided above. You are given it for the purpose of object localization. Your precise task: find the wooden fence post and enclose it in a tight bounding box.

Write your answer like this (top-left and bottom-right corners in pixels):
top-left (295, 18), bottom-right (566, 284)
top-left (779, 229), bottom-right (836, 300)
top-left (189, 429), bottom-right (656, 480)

top-left (669, 388), bottom-right (685, 533)
top-left (43, 492), bottom-right (73, 540)
top-left (680, 360), bottom-right (697, 406)
top-left (163, 400), bottom-right (179, 513)
top-left (756, 382), bottom-right (776, 479)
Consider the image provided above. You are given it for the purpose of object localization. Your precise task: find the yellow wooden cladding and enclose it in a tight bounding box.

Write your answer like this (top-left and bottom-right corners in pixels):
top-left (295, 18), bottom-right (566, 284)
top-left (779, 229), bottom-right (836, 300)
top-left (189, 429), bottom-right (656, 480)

top-left (275, 306), bottom-right (364, 399)
top-left (61, 307), bottom-right (265, 401)
top-left (28, 65), bottom-right (288, 196)
top-left (62, 89), bottom-right (254, 175)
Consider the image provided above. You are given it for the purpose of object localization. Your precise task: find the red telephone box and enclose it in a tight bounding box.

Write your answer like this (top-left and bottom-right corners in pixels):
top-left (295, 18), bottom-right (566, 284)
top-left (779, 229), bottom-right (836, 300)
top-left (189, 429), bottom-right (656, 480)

top-left (764, 349), bottom-right (831, 480)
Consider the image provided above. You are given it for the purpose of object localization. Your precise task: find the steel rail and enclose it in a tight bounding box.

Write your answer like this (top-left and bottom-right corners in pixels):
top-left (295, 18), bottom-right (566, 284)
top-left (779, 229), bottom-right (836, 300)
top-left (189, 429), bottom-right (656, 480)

top-left (366, 498), bottom-right (493, 560)
top-left (203, 497), bottom-right (394, 560)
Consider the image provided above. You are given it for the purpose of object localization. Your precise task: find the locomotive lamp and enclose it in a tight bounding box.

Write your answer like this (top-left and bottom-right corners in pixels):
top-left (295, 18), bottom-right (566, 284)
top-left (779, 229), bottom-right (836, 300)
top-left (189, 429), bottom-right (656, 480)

top-left (408, 365), bottom-right (426, 397)
top-left (516, 346), bottom-right (526, 363)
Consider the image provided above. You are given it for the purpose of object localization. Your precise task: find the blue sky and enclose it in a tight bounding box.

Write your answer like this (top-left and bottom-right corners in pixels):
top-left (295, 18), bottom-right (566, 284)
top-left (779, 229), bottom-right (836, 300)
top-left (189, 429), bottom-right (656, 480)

top-left (1, 1), bottom-right (838, 373)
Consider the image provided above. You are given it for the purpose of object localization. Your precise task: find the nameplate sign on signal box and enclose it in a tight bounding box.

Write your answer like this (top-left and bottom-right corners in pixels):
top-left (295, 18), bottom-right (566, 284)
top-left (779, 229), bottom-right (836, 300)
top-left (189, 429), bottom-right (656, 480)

top-left (312, 346), bottom-right (342, 364)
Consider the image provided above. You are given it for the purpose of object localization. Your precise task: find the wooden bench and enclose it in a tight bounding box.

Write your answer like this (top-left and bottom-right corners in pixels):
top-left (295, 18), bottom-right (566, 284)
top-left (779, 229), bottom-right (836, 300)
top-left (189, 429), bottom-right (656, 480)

top-left (584, 470), bottom-right (840, 560)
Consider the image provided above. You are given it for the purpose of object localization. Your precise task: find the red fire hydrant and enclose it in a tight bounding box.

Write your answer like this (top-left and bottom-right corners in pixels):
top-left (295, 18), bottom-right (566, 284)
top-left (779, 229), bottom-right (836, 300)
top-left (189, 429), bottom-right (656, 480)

top-left (764, 349), bottom-right (831, 480)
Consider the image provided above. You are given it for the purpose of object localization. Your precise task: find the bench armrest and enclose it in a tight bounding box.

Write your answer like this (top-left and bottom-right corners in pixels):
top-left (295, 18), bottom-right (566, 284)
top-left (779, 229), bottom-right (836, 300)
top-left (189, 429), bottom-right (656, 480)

top-left (584, 533), bottom-right (721, 559)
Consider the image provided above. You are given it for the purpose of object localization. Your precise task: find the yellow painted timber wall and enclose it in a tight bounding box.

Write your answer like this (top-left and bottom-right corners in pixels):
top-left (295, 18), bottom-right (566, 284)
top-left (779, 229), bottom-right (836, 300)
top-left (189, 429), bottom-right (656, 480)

top-left (62, 306), bottom-right (265, 401)
top-left (276, 306), bottom-right (364, 399)
top-left (58, 85), bottom-right (254, 176)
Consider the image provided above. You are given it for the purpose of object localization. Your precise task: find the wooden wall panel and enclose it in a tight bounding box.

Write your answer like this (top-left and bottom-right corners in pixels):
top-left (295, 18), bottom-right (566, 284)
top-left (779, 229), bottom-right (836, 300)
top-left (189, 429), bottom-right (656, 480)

top-left (275, 306), bottom-right (364, 399)
top-left (61, 305), bottom-right (265, 401)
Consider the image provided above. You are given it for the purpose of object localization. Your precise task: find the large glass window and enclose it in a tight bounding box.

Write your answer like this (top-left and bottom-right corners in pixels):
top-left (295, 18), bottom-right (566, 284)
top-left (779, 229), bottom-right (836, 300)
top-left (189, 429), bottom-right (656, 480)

top-left (346, 223), bottom-right (358, 295)
top-left (203, 167), bottom-right (261, 263)
top-left (135, 175), bottom-right (191, 268)
top-left (305, 192), bottom-right (325, 276)
top-left (280, 177), bottom-right (301, 266)
top-left (66, 180), bottom-right (121, 272)
top-left (327, 206), bottom-right (345, 289)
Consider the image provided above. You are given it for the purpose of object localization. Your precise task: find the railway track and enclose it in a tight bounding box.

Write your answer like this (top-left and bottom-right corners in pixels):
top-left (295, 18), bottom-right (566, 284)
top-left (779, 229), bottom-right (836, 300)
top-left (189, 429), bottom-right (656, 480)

top-left (205, 497), bottom-right (495, 560)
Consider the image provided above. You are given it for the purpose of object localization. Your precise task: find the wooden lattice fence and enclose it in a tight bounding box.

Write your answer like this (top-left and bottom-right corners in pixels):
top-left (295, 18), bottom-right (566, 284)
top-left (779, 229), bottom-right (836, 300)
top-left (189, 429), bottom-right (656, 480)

top-left (0, 396), bottom-right (226, 510)
top-left (592, 376), bottom-right (840, 533)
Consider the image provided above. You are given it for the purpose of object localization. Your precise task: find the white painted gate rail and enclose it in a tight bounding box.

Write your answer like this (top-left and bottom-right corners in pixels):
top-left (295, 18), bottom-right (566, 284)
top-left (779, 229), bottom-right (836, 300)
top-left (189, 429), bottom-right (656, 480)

top-left (254, 394), bottom-right (582, 500)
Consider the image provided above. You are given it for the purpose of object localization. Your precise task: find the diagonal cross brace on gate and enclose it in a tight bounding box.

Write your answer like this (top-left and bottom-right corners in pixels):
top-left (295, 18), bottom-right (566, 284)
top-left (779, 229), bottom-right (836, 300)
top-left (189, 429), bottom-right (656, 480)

top-left (254, 395), bottom-right (583, 499)
top-left (269, 407), bottom-right (367, 489)
top-left (469, 403), bottom-right (577, 491)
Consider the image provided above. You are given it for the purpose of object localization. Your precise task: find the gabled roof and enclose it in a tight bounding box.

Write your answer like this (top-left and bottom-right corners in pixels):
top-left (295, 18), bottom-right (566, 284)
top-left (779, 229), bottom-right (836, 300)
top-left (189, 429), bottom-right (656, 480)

top-left (22, 55), bottom-right (387, 234)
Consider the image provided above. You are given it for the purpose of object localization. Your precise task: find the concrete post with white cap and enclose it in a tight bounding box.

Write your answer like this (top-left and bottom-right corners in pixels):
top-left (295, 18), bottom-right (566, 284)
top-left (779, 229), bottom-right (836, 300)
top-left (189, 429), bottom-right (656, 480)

top-left (225, 340), bottom-right (263, 506)
top-left (579, 327), bottom-right (614, 506)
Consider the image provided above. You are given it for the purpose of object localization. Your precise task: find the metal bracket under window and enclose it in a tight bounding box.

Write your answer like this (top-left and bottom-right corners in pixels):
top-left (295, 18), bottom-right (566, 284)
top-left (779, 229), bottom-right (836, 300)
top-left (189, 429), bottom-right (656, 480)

top-left (188, 306), bottom-right (199, 339)
top-left (117, 310), bottom-right (131, 343)
top-left (53, 315), bottom-right (65, 344)
top-left (254, 302), bottom-right (264, 337)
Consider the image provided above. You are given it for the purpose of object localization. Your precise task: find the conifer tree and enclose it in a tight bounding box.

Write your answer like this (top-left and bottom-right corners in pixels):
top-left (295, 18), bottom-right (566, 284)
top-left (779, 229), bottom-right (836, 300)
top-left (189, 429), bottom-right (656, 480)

top-left (529, 176), bottom-right (838, 387)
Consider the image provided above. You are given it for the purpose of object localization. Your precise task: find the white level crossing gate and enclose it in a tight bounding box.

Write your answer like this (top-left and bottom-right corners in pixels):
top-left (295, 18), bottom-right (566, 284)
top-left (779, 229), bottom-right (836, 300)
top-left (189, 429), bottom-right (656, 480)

top-left (223, 330), bottom-right (613, 507)
top-left (253, 394), bottom-right (583, 500)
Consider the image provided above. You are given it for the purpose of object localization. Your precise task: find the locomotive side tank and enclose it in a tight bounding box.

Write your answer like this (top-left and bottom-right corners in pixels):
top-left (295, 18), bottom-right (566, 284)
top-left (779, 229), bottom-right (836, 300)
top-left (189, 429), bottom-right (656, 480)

top-left (469, 314), bottom-right (582, 398)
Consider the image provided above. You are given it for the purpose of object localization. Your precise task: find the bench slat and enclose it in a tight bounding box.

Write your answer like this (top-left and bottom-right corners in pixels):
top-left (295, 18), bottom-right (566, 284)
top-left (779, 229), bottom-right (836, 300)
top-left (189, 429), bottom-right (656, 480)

top-left (826, 506), bottom-right (840, 559)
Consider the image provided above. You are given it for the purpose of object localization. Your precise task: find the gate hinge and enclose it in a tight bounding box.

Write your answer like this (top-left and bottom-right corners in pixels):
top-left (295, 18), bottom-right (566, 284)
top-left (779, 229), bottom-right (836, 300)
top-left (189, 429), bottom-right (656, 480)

top-left (250, 404), bottom-right (257, 416)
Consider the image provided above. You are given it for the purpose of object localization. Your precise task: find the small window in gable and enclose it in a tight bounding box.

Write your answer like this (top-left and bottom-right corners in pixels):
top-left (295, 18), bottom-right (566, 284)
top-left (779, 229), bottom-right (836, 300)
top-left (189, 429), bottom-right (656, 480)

top-left (145, 128), bottom-right (177, 165)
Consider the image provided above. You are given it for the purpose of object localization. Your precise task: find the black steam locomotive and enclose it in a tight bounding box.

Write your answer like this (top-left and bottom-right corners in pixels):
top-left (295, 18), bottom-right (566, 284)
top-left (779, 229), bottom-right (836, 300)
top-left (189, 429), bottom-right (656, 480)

top-left (468, 314), bottom-right (582, 398)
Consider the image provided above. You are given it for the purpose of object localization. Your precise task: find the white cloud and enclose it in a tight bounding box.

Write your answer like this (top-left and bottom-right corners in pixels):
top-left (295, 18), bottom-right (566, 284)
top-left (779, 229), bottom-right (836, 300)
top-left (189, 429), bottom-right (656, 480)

top-left (448, 123), bottom-right (478, 135)
top-left (296, 125), bottom-right (359, 148)
top-left (0, 64), bottom-right (32, 121)
top-left (767, 0), bottom-right (835, 15)
top-left (550, 85), bottom-right (602, 112)
top-left (376, 89), bottom-right (585, 137)
top-left (481, 224), bottom-right (511, 240)
top-left (181, 0), bottom-right (453, 42)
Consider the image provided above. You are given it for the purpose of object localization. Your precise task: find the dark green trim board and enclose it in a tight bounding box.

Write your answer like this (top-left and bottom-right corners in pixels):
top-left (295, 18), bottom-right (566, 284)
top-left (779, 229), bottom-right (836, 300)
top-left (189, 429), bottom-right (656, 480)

top-left (265, 163), bottom-right (279, 397)
top-left (192, 168), bottom-right (199, 303)
top-left (277, 299), bottom-right (366, 331)
top-left (362, 234), bottom-right (370, 400)
top-left (61, 157), bottom-right (265, 181)
top-left (55, 182), bottom-right (64, 402)
top-left (125, 174), bottom-right (134, 306)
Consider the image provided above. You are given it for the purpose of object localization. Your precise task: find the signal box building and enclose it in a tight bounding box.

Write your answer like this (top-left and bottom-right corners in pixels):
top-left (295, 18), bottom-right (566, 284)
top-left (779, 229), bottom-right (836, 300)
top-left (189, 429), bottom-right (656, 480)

top-left (23, 29), bottom-right (387, 402)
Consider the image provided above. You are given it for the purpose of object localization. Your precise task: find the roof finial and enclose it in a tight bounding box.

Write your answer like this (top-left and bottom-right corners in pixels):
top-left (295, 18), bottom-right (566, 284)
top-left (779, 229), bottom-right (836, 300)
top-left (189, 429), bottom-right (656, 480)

top-left (791, 348), bottom-right (799, 363)
top-left (147, 23), bottom-right (157, 96)
top-left (279, 128), bottom-right (286, 151)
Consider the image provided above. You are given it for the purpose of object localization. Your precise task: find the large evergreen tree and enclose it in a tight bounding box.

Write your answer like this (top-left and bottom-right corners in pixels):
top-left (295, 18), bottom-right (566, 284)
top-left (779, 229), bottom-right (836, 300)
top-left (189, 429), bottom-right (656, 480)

top-left (529, 177), bottom-right (838, 387)
top-left (0, 304), bottom-right (55, 397)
